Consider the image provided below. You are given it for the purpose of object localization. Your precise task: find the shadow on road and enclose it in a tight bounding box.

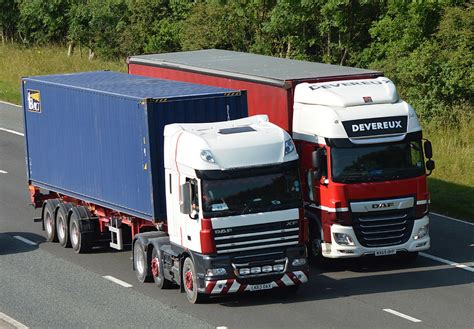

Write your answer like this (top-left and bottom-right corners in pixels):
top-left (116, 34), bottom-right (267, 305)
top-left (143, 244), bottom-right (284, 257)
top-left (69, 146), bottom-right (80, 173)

top-left (216, 256), bottom-right (474, 307)
top-left (0, 232), bottom-right (44, 256)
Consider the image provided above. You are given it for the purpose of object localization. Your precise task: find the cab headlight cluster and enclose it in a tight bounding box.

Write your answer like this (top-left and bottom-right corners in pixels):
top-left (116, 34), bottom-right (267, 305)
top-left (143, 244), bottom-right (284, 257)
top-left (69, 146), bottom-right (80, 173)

top-left (206, 268), bottom-right (227, 276)
top-left (414, 224), bottom-right (429, 240)
top-left (333, 233), bottom-right (355, 246)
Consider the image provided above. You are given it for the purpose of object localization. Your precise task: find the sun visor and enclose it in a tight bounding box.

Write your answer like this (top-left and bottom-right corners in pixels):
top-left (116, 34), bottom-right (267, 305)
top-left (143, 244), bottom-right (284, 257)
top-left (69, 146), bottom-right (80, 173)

top-left (295, 77), bottom-right (399, 107)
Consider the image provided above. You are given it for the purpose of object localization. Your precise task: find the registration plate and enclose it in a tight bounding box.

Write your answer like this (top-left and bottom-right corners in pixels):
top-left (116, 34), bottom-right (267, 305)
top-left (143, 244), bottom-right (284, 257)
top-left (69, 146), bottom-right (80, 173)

top-left (375, 249), bottom-right (397, 256)
top-left (249, 283), bottom-right (273, 291)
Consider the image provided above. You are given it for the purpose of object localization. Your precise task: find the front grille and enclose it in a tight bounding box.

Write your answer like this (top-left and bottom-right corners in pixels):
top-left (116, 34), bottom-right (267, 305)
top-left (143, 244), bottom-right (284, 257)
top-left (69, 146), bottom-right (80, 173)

top-left (213, 220), bottom-right (299, 254)
top-left (352, 209), bottom-right (414, 247)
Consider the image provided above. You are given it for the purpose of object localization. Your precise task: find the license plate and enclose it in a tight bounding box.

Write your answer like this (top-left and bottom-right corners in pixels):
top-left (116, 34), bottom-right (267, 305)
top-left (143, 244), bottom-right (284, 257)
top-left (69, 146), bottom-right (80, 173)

top-left (375, 249), bottom-right (396, 256)
top-left (249, 283), bottom-right (273, 291)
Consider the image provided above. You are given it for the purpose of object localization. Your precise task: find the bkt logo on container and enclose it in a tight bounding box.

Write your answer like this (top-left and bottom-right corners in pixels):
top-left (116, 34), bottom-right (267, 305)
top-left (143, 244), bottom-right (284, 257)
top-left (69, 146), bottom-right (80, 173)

top-left (27, 89), bottom-right (41, 113)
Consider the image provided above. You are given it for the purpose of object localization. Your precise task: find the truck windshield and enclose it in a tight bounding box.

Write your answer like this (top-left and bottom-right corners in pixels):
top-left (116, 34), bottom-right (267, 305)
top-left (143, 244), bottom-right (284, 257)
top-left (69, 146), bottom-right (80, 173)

top-left (201, 166), bottom-right (302, 218)
top-left (331, 140), bottom-right (425, 183)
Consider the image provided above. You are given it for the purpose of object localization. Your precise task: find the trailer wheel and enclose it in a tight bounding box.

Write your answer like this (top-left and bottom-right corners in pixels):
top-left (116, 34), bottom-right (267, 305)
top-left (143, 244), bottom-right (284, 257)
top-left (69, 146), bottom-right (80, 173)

top-left (43, 199), bottom-right (60, 242)
top-left (151, 247), bottom-right (172, 289)
top-left (182, 257), bottom-right (205, 304)
top-left (70, 209), bottom-right (92, 253)
top-left (133, 239), bottom-right (152, 283)
top-left (56, 204), bottom-right (71, 248)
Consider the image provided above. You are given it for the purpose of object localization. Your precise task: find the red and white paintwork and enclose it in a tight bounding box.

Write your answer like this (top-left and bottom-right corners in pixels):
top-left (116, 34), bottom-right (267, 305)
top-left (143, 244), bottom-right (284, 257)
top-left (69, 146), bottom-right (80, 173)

top-left (204, 271), bottom-right (309, 295)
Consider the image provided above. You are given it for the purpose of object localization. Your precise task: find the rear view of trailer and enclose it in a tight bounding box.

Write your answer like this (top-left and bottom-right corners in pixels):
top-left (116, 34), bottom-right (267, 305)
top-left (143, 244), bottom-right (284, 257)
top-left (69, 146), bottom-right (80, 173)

top-left (128, 49), bottom-right (381, 131)
top-left (22, 71), bottom-right (247, 222)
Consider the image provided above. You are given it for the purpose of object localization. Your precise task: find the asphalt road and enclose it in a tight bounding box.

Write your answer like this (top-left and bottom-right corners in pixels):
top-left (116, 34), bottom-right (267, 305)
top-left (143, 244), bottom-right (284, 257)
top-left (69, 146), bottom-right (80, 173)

top-left (1, 102), bottom-right (473, 329)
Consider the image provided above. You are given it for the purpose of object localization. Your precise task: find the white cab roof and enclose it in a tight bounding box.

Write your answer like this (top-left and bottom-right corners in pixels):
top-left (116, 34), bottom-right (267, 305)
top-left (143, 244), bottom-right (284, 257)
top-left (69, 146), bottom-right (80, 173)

top-left (164, 115), bottom-right (298, 171)
top-left (293, 78), bottom-right (422, 144)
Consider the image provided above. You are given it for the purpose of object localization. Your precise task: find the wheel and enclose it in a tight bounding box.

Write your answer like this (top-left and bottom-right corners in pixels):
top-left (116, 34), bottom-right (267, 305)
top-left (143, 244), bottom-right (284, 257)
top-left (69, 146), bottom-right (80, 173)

top-left (307, 221), bottom-right (325, 265)
top-left (43, 199), bottom-right (59, 242)
top-left (182, 257), bottom-right (205, 304)
top-left (56, 204), bottom-right (71, 247)
top-left (151, 247), bottom-right (172, 289)
top-left (133, 239), bottom-right (152, 283)
top-left (69, 209), bottom-right (92, 253)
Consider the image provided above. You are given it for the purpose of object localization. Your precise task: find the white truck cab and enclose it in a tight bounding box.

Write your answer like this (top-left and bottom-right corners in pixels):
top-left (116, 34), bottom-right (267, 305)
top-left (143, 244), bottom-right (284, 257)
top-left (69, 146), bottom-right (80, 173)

top-left (138, 115), bottom-right (309, 303)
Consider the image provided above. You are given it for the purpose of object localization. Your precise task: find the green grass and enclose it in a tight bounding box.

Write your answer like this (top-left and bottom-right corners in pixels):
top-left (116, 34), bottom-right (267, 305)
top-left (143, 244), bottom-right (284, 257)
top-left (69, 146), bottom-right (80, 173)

top-left (0, 44), bottom-right (126, 104)
top-left (1, 43), bottom-right (472, 221)
top-left (424, 119), bottom-right (474, 222)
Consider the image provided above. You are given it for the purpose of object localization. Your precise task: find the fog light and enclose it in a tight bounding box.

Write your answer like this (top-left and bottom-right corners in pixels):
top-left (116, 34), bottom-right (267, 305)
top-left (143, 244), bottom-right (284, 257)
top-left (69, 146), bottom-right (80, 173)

top-left (333, 233), bottom-right (355, 246)
top-left (262, 265), bottom-right (273, 273)
top-left (291, 258), bottom-right (307, 266)
top-left (206, 268), bottom-right (227, 276)
top-left (273, 264), bottom-right (284, 272)
top-left (239, 268), bottom-right (250, 275)
top-left (414, 224), bottom-right (429, 240)
top-left (250, 267), bottom-right (262, 274)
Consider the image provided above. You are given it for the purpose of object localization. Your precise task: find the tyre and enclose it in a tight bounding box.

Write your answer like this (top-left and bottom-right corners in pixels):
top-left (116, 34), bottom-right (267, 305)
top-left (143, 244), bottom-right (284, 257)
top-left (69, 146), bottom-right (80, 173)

top-left (182, 257), bottom-right (205, 304)
top-left (133, 239), bottom-right (152, 283)
top-left (151, 247), bottom-right (172, 289)
top-left (43, 199), bottom-right (59, 242)
top-left (307, 221), bottom-right (325, 265)
top-left (69, 209), bottom-right (92, 253)
top-left (56, 204), bottom-right (71, 248)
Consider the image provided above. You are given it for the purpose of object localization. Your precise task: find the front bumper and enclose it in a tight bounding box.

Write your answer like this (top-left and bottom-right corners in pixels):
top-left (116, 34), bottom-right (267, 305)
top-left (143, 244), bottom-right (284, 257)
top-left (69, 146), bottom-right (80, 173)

top-left (192, 245), bottom-right (309, 295)
top-left (203, 270), bottom-right (309, 295)
top-left (322, 216), bottom-right (430, 258)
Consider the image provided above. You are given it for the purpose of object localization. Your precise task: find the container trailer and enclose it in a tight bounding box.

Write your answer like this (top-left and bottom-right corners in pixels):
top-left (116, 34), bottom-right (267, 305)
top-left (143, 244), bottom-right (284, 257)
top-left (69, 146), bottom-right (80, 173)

top-left (22, 71), bottom-right (308, 303)
top-left (129, 49), bottom-right (435, 262)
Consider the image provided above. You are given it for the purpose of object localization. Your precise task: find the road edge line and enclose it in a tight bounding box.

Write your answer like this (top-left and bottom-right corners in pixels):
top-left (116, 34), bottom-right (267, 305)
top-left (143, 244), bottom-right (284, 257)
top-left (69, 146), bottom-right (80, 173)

top-left (0, 127), bottom-right (24, 136)
top-left (420, 252), bottom-right (474, 273)
top-left (0, 312), bottom-right (29, 329)
top-left (431, 212), bottom-right (474, 226)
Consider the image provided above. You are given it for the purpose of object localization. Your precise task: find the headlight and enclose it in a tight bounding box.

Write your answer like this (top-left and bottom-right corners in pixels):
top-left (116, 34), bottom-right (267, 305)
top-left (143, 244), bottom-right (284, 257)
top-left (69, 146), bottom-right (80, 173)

top-left (206, 268), bottom-right (227, 276)
top-left (291, 258), bottom-right (307, 266)
top-left (333, 233), bottom-right (355, 246)
top-left (200, 150), bottom-right (215, 163)
top-left (414, 224), bottom-right (429, 240)
top-left (284, 138), bottom-right (295, 155)
top-left (273, 264), bottom-right (285, 272)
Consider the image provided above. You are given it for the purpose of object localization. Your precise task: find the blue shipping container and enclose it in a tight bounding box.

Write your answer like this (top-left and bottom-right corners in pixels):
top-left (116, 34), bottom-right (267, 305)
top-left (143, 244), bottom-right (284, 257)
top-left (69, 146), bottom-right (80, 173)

top-left (22, 71), bottom-right (248, 221)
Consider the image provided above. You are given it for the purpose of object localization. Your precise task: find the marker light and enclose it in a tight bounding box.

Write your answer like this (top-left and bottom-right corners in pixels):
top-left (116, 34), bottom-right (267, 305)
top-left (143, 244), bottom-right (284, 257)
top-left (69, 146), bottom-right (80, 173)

top-left (284, 138), bottom-right (295, 155)
top-left (200, 150), bottom-right (215, 163)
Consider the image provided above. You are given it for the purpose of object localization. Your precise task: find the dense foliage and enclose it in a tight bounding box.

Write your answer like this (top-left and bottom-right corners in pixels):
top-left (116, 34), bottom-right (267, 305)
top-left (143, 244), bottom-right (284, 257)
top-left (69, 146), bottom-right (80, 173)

top-left (1, 0), bottom-right (471, 125)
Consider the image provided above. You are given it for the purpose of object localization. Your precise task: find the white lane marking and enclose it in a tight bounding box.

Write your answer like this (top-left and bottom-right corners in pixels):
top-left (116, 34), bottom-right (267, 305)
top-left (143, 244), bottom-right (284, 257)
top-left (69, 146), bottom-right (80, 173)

top-left (216, 327), bottom-right (228, 329)
top-left (431, 212), bottom-right (474, 226)
top-left (0, 170), bottom-right (8, 174)
top-left (0, 100), bottom-right (21, 107)
top-left (0, 312), bottom-right (29, 328)
top-left (383, 309), bottom-right (422, 323)
top-left (103, 275), bottom-right (133, 288)
top-left (0, 127), bottom-right (24, 136)
top-left (13, 235), bottom-right (37, 246)
top-left (420, 253), bottom-right (474, 273)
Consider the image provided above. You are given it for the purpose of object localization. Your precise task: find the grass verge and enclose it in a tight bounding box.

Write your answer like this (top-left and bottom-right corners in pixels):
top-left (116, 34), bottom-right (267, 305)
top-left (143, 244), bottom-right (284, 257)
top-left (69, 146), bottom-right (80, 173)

top-left (1, 44), bottom-right (472, 221)
top-left (0, 44), bottom-right (126, 104)
top-left (424, 119), bottom-right (474, 222)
